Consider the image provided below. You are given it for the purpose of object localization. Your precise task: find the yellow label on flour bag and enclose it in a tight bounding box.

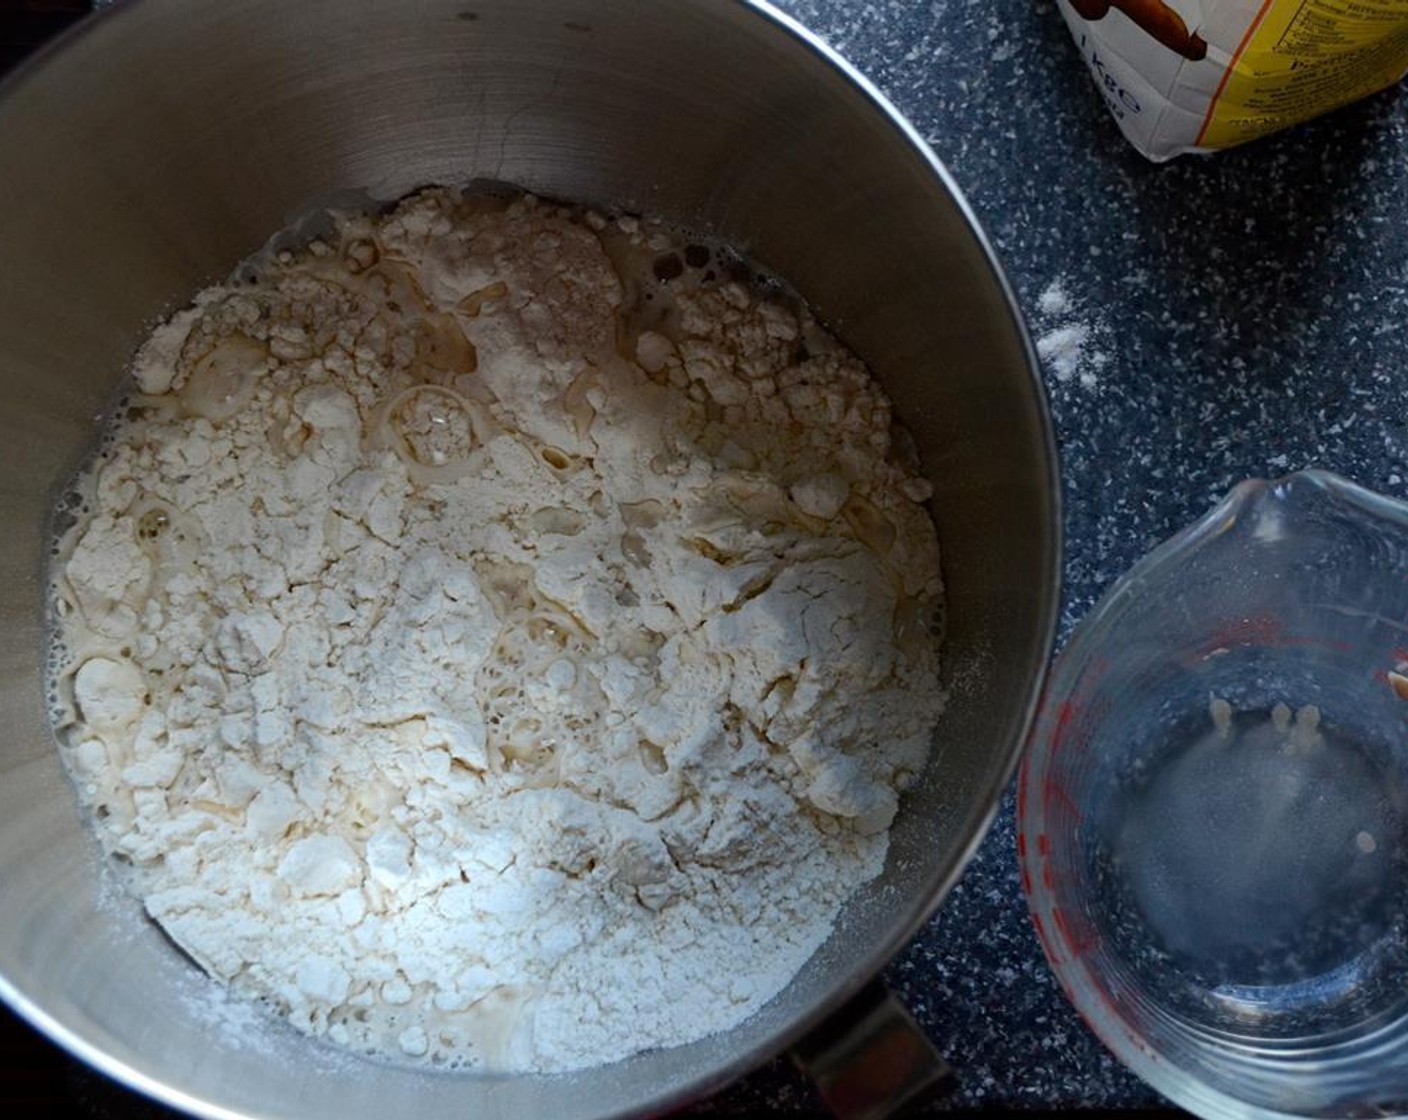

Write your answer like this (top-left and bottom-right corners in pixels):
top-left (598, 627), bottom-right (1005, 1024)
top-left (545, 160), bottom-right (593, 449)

top-left (1058, 0), bottom-right (1408, 159)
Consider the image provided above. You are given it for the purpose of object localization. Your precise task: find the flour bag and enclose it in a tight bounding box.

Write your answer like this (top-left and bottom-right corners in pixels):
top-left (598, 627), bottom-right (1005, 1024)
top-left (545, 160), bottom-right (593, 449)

top-left (1057, 0), bottom-right (1408, 159)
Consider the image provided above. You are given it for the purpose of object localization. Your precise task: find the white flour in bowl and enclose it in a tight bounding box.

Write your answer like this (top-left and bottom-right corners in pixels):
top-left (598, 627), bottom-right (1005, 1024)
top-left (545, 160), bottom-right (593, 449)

top-left (46, 189), bottom-right (945, 1072)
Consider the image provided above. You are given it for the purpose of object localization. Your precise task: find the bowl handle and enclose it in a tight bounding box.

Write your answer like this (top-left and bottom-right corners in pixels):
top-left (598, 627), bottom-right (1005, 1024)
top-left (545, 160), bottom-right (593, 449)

top-left (790, 980), bottom-right (955, 1119)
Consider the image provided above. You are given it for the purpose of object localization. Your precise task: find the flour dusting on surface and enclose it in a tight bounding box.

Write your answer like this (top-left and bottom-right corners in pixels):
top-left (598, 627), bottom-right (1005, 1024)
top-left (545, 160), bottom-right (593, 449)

top-left (1034, 277), bottom-right (1108, 391)
top-left (46, 189), bottom-right (946, 1073)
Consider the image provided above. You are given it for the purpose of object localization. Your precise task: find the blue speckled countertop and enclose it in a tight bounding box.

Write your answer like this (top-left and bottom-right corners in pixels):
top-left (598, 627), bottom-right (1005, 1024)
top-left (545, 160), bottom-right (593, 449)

top-left (4, 0), bottom-right (1408, 1115)
top-left (693, 0), bottom-right (1408, 1112)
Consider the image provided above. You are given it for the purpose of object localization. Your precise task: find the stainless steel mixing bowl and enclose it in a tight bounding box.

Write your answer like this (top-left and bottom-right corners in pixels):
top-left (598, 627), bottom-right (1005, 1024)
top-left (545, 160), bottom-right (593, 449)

top-left (0, 2), bottom-right (1060, 1117)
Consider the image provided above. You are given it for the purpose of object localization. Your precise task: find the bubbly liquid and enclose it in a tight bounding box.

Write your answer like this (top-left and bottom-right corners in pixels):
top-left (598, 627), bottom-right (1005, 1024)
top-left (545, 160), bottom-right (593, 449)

top-left (1096, 700), bottom-right (1408, 1024)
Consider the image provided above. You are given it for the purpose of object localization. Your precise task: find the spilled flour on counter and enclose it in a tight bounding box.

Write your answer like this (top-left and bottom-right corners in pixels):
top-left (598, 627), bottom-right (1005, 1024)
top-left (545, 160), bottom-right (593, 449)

top-left (46, 189), bottom-right (945, 1072)
top-left (1034, 277), bottom-right (1108, 391)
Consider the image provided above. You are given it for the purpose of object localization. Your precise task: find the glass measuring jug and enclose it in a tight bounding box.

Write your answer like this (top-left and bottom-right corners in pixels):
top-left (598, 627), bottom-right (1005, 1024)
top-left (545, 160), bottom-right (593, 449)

top-left (1021, 471), bottom-right (1408, 1120)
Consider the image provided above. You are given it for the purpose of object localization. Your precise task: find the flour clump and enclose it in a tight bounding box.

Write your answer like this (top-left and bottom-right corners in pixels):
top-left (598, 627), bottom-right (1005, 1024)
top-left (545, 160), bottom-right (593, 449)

top-left (47, 189), bottom-right (946, 1072)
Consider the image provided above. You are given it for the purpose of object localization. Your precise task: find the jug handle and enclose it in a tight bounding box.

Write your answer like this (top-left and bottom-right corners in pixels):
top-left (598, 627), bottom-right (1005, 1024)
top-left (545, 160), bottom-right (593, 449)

top-left (790, 979), bottom-right (956, 1120)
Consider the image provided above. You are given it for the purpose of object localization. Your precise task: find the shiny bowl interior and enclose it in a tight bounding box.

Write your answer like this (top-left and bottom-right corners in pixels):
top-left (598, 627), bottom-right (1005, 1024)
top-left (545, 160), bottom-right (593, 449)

top-left (0, 2), bottom-right (1060, 1117)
